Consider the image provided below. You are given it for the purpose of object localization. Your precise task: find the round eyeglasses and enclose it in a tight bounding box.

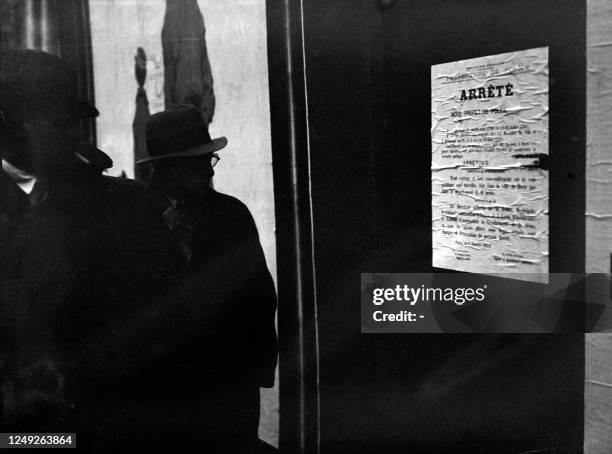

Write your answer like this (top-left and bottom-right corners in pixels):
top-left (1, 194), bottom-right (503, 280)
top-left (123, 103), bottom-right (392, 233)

top-left (210, 153), bottom-right (220, 168)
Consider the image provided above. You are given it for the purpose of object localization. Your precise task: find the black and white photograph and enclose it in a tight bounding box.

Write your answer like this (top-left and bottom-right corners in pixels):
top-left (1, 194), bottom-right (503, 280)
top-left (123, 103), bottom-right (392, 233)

top-left (0, 0), bottom-right (610, 452)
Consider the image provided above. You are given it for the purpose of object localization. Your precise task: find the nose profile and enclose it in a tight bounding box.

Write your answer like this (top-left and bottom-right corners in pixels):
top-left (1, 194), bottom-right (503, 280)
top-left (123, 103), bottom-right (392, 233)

top-left (204, 164), bottom-right (215, 178)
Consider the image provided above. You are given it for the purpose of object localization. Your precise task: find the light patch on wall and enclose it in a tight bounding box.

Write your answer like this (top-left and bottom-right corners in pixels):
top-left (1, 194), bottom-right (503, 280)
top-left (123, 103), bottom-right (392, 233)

top-left (197, 0), bottom-right (276, 285)
top-left (586, 0), bottom-right (612, 276)
top-left (90, 0), bottom-right (166, 178)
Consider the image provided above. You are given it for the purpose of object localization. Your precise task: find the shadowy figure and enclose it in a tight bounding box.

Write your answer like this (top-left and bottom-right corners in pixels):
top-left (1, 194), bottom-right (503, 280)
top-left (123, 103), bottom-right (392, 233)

top-left (133, 46), bottom-right (153, 182)
top-left (0, 49), bottom-right (181, 450)
top-left (136, 105), bottom-right (278, 452)
top-left (162, 0), bottom-right (215, 123)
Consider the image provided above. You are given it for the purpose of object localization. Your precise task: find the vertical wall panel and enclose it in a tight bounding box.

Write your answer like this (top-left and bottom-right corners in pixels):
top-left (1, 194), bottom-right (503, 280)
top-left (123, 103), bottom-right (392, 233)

top-left (586, 0), bottom-right (612, 452)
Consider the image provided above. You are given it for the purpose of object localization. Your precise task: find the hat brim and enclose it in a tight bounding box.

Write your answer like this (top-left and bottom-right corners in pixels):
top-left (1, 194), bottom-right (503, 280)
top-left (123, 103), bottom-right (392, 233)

top-left (135, 137), bottom-right (228, 165)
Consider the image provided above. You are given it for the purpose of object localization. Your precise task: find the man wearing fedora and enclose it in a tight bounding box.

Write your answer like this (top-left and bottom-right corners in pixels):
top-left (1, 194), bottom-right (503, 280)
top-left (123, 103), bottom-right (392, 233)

top-left (0, 49), bottom-right (183, 449)
top-left (137, 105), bottom-right (278, 452)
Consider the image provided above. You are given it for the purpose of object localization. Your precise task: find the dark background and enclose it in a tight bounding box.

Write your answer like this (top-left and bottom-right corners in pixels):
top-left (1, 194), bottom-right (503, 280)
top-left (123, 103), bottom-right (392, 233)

top-left (272, 0), bottom-right (586, 452)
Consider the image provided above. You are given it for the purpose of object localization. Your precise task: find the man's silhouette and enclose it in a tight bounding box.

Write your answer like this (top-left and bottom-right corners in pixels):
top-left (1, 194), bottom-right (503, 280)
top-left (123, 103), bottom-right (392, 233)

top-left (0, 49), bottom-right (181, 450)
top-left (137, 105), bottom-right (278, 452)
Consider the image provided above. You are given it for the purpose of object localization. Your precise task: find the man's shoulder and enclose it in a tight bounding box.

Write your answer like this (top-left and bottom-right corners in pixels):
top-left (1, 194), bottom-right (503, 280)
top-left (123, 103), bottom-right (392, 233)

top-left (204, 190), bottom-right (259, 234)
top-left (100, 175), bottom-right (163, 206)
top-left (95, 175), bottom-right (163, 220)
top-left (208, 190), bottom-right (253, 218)
top-left (101, 175), bottom-right (150, 197)
top-left (209, 190), bottom-right (247, 206)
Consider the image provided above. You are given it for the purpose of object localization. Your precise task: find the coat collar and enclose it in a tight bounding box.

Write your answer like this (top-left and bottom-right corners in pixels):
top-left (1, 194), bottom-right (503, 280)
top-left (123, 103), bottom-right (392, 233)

top-left (2, 159), bottom-right (37, 194)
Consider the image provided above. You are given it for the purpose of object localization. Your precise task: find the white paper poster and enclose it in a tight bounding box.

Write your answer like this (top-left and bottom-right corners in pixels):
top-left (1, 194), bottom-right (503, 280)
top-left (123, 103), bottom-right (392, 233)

top-left (431, 47), bottom-right (549, 282)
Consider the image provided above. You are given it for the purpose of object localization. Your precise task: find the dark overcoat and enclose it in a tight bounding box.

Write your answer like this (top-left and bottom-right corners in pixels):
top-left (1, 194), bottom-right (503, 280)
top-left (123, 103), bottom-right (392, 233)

top-left (0, 160), bottom-right (182, 449)
top-left (171, 190), bottom-right (278, 386)
top-left (139, 189), bottom-right (279, 452)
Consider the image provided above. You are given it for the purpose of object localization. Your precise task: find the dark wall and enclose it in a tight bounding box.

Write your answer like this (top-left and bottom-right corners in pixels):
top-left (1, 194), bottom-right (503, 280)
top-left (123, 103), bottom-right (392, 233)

top-left (378, 0), bottom-right (585, 275)
top-left (300, 0), bottom-right (586, 453)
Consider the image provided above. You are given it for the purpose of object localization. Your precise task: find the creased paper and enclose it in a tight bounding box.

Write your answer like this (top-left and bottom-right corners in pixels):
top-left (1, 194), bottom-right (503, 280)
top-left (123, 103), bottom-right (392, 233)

top-left (431, 47), bottom-right (549, 283)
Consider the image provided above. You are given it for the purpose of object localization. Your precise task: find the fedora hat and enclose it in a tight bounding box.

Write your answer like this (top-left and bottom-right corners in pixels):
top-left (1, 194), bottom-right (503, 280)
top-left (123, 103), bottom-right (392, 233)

top-left (0, 49), bottom-right (98, 122)
top-left (137, 105), bottom-right (227, 164)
